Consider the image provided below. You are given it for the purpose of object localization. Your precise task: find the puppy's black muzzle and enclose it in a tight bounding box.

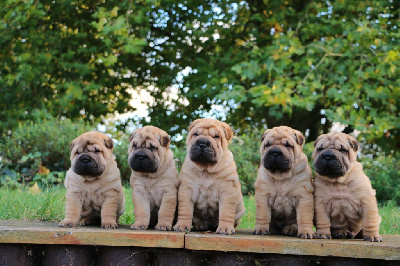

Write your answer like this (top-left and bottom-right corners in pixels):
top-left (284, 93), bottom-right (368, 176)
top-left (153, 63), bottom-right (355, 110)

top-left (74, 154), bottom-right (103, 177)
top-left (263, 147), bottom-right (291, 172)
top-left (129, 151), bottom-right (158, 173)
top-left (314, 150), bottom-right (345, 178)
top-left (189, 138), bottom-right (217, 164)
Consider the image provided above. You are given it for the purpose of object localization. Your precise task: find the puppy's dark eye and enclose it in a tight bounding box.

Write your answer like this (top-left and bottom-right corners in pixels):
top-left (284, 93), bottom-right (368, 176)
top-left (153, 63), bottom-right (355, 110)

top-left (213, 135), bottom-right (220, 139)
top-left (285, 143), bottom-right (293, 148)
top-left (193, 133), bottom-right (199, 137)
top-left (94, 149), bottom-right (101, 153)
top-left (150, 145), bottom-right (158, 151)
top-left (340, 149), bottom-right (348, 153)
top-left (265, 143), bottom-right (271, 148)
top-left (317, 147), bottom-right (323, 151)
top-left (132, 144), bottom-right (137, 149)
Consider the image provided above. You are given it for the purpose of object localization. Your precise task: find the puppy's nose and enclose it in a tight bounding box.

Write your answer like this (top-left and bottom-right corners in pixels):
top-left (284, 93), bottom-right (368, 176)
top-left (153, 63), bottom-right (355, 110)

top-left (196, 139), bottom-right (210, 149)
top-left (323, 154), bottom-right (334, 161)
top-left (268, 148), bottom-right (282, 158)
top-left (135, 152), bottom-right (148, 161)
top-left (80, 155), bottom-right (91, 164)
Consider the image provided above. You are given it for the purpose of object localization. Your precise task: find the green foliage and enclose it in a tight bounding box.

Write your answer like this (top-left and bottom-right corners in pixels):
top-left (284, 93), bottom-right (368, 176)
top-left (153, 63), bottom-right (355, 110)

top-left (143, 0), bottom-right (400, 152)
top-left (2, 0), bottom-right (398, 153)
top-left (0, 0), bottom-right (155, 134)
top-left (0, 117), bottom-right (93, 186)
top-left (113, 134), bottom-right (131, 184)
top-left (362, 152), bottom-right (400, 204)
top-left (230, 132), bottom-right (261, 195)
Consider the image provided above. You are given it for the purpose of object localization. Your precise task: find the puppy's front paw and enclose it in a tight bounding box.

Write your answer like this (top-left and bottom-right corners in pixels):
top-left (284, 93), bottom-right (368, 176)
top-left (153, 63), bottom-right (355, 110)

top-left (297, 228), bottom-right (315, 239)
top-left (130, 222), bottom-right (148, 230)
top-left (363, 233), bottom-right (382, 242)
top-left (253, 225), bottom-right (270, 235)
top-left (155, 222), bottom-right (172, 231)
top-left (101, 220), bottom-right (118, 229)
top-left (315, 229), bottom-right (332, 239)
top-left (59, 219), bottom-right (78, 228)
top-left (216, 222), bottom-right (235, 235)
top-left (173, 220), bottom-right (192, 232)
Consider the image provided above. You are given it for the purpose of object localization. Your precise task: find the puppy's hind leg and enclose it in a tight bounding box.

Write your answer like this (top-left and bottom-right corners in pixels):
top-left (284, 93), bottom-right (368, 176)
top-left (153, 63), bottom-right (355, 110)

top-left (282, 224), bottom-right (298, 236)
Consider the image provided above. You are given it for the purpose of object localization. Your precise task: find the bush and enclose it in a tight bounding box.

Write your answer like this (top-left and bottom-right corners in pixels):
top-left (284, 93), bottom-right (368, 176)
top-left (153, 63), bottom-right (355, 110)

top-left (362, 152), bottom-right (400, 204)
top-left (230, 130), bottom-right (262, 195)
top-left (113, 134), bottom-right (131, 184)
top-left (0, 118), bottom-right (93, 186)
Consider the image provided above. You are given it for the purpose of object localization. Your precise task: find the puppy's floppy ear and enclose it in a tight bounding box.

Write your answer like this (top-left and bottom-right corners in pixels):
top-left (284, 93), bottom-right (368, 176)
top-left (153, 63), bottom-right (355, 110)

top-left (160, 134), bottom-right (170, 147)
top-left (347, 135), bottom-right (359, 151)
top-left (104, 137), bottom-right (114, 149)
top-left (260, 130), bottom-right (269, 143)
top-left (70, 140), bottom-right (76, 152)
top-left (188, 119), bottom-right (202, 132)
top-left (220, 121), bottom-right (233, 141)
top-left (313, 135), bottom-right (324, 148)
top-left (129, 129), bottom-right (138, 142)
top-left (294, 131), bottom-right (305, 146)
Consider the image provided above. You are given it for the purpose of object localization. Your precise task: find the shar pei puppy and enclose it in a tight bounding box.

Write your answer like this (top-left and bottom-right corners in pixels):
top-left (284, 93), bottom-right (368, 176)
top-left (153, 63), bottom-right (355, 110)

top-left (313, 132), bottom-right (382, 242)
top-left (59, 131), bottom-right (125, 229)
top-left (173, 118), bottom-right (245, 234)
top-left (128, 126), bottom-right (178, 231)
top-left (254, 126), bottom-right (314, 239)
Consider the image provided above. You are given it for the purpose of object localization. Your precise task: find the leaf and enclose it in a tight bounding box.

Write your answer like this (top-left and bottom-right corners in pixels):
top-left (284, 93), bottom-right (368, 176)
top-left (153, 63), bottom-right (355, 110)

top-left (38, 165), bottom-right (50, 175)
top-left (29, 182), bottom-right (41, 194)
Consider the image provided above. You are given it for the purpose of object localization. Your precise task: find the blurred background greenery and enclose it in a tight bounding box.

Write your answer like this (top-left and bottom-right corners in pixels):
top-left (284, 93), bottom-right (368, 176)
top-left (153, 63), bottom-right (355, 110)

top-left (0, 0), bottom-right (399, 205)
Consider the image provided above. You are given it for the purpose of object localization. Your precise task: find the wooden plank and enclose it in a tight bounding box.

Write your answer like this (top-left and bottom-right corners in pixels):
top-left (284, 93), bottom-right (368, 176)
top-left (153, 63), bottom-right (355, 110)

top-left (185, 229), bottom-right (400, 261)
top-left (0, 220), bottom-right (184, 248)
top-left (1, 221), bottom-right (399, 261)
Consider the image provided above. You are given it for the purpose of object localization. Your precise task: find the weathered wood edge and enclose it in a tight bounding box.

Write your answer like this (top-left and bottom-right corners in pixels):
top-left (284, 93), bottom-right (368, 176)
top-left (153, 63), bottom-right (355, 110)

top-left (185, 229), bottom-right (400, 261)
top-left (0, 220), bottom-right (185, 248)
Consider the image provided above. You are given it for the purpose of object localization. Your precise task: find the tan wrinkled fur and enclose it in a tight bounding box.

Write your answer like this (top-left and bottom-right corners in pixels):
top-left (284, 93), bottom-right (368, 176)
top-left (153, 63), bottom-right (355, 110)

top-left (313, 132), bottom-right (382, 241)
top-left (128, 126), bottom-right (178, 231)
top-left (59, 131), bottom-right (125, 229)
top-left (254, 126), bottom-right (314, 238)
top-left (174, 118), bottom-right (245, 234)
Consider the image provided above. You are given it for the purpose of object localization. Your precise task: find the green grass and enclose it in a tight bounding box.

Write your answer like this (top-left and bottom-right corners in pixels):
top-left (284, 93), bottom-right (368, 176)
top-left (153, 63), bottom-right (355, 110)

top-left (0, 186), bottom-right (398, 234)
top-left (0, 186), bottom-right (66, 221)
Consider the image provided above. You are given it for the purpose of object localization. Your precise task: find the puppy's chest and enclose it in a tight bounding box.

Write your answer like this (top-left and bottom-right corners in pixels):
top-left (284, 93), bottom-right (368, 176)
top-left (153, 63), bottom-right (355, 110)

top-left (323, 184), bottom-right (362, 216)
top-left (269, 182), bottom-right (297, 216)
top-left (148, 186), bottom-right (163, 206)
top-left (195, 176), bottom-right (220, 209)
top-left (82, 190), bottom-right (104, 209)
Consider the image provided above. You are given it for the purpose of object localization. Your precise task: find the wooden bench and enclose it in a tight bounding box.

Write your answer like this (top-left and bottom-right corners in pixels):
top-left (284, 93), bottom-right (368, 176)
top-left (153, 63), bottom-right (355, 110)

top-left (0, 220), bottom-right (399, 265)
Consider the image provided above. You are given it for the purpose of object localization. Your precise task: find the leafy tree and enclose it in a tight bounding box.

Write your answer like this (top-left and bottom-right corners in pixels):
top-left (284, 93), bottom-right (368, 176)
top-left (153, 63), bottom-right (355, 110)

top-left (1, 0), bottom-right (399, 153)
top-left (145, 0), bottom-right (400, 151)
top-left (1, 0), bottom-right (158, 133)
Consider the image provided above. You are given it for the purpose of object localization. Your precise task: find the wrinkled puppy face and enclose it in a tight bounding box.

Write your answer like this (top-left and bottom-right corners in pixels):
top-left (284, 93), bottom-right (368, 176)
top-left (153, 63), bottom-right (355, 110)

top-left (187, 118), bottom-right (233, 166)
top-left (313, 132), bottom-right (359, 179)
top-left (260, 126), bottom-right (305, 173)
top-left (70, 131), bottom-right (114, 177)
top-left (128, 126), bottom-right (170, 174)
